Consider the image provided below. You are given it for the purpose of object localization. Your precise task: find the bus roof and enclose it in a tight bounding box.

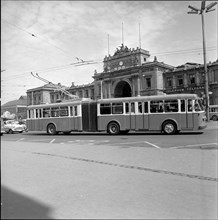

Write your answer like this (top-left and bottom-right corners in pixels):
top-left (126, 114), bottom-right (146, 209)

top-left (27, 98), bottom-right (93, 109)
top-left (27, 94), bottom-right (199, 109)
top-left (98, 93), bottom-right (199, 103)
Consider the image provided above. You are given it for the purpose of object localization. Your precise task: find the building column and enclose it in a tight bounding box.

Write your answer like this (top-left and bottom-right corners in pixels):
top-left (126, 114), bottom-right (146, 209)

top-left (184, 73), bottom-right (188, 87)
top-left (107, 80), bottom-right (112, 98)
top-left (137, 76), bottom-right (140, 96)
top-left (172, 75), bottom-right (176, 88)
top-left (131, 77), bottom-right (136, 96)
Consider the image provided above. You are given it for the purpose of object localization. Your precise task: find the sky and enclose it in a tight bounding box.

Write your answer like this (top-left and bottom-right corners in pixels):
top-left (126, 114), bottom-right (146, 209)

top-left (1, 0), bottom-right (218, 105)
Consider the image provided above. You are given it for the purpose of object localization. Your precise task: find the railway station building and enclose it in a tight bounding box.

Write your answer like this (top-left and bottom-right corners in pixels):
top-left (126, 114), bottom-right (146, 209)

top-left (26, 44), bottom-right (218, 106)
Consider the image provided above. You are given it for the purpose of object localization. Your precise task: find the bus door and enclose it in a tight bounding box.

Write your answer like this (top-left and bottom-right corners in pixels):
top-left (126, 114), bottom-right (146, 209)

top-left (130, 102), bottom-right (136, 130)
top-left (135, 101), bottom-right (149, 130)
top-left (143, 101), bottom-right (149, 130)
top-left (82, 102), bottom-right (97, 131)
top-left (180, 99), bottom-right (193, 129)
top-left (125, 102), bottom-right (136, 130)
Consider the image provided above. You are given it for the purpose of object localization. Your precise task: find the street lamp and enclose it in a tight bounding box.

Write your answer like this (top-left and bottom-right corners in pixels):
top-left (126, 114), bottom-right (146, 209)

top-left (188, 0), bottom-right (217, 122)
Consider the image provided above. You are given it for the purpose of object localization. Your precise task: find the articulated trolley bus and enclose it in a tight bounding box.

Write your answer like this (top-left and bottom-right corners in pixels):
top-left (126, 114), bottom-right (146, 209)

top-left (26, 94), bottom-right (207, 135)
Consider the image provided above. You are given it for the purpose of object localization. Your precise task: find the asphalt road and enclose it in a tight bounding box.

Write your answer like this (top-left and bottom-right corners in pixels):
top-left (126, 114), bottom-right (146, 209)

top-left (1, 121), bottom-right (218, 219)
top-left (1, 121), bottom-right (218, 150)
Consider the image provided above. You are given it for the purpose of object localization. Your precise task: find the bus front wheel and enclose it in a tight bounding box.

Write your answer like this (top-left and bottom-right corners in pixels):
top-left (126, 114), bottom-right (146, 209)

top-left (47, 124), bottom-right (57, 135)
top-left (107, 122), bottom-right (120, 135)
top-left (162, 121), bottom-right (176, 135)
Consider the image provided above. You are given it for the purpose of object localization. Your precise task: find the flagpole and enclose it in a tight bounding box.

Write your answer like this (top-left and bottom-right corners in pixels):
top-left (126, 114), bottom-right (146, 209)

top-left (122, 22), bottom-right (124, 45)
top-left (107, 34), bottom-right (110, 56)
top-left (139, 23), bottom-right (141, 49)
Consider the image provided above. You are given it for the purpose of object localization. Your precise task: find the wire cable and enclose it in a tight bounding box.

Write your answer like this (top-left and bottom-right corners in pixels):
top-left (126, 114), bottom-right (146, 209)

top-left (2, 18), bottom-right (86, 62)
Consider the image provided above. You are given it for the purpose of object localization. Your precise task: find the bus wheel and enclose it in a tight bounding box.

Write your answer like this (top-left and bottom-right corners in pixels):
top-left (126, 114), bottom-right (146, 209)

top-left (107, 122), bottom-right (120, 135)
top-left (162, 121), bottom-right (176, 135)
top-left (8, 129), bottom-right (13, 134)
top-left (47, 124), bottom-right (57, 135)
top-left (212, 115), bottom-right (218, 121)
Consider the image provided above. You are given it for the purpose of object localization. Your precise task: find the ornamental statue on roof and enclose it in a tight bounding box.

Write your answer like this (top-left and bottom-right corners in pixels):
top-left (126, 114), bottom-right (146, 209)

top-left (114, 43), bottom-right (131, 56)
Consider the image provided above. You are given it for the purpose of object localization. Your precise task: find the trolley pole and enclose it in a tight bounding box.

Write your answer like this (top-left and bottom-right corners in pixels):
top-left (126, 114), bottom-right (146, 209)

top-left (188, 0), bottom-right (217, 121)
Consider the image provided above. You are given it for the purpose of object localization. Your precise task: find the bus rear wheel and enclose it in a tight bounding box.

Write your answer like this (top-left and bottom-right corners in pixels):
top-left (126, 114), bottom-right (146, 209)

top-left (162, 121), bottom-right (176, 135)
top-left (107, 122), bottom-right (120, 135)
top-left (47, 124), bottom-right (57, 135)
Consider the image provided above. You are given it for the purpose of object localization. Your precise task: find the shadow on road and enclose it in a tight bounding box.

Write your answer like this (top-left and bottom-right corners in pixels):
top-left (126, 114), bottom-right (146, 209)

top-left (22, 131), bottom-right (204, 136)
top-left (1, 185), bottom-right (52, 219)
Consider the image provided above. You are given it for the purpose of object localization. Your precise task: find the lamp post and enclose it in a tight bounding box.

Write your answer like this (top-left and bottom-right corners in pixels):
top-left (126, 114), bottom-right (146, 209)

top-left (188, 0), bottom-right (217, 121)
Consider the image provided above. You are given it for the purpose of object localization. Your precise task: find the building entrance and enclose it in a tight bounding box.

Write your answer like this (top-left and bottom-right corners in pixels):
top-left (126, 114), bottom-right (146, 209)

top-left (114, 81), bottom-right (132, 98)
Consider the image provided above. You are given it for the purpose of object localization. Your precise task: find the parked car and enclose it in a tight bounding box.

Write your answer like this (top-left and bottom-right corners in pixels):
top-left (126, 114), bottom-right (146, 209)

top-left (1, 118), bottom-right (5, 135)
top-left (209, 105), bottom-right (218, 121)
top-left (4, 120), bottom-right (27, 134)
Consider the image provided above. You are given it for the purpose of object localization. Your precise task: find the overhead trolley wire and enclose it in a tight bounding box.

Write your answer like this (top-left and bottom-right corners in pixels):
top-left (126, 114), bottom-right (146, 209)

top-left (2, 18), bottom-right (216, 62)
top-left (152, 46), bottom-right (216, 56)
top-left (1, 18), bottom-right (94, 63)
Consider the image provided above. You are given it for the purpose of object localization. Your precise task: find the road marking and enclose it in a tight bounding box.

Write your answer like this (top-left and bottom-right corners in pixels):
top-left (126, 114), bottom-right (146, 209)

top-left (117, 141), bottom-right (145, 145)
top-left (29, 139), bottom-right (54, 142)
top-left (144, 141), bottom-right (161, 149)
top-left (170, 143), bottom-right (218, 149)
top-left (30, 151), bottom-right (218, 182)
top-left (49, 139), bottom-right (56, 144)
top-left (16, 138), bottom-right (25, 142)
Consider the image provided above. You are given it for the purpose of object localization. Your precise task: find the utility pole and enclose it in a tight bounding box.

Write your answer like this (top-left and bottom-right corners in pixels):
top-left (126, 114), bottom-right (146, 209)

top-left (188, 0), bottom-right (217, 121)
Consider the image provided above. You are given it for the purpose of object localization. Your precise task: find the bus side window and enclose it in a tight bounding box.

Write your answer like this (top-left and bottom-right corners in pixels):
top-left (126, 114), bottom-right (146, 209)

top-left (131, 103), bottom-right (135, 113)
top-left (36, 109), bottom-right (39, 118)
top-left (100, 103), bottom-right (111, 115)
top-left (51, 107), bottom-right (59, 117)
top-left (39, 109), bottom-right (42, 118)
top-left (29, 110), bottom-right (34, 118)
top-left (150, 100), bottom-right (163, 113)
top-left (31, 110), bottom-right (34, 118)
top-left (74, 106), bottom-right (78, 116)
top-left (43, 108), bottom-right (51, 118)
top-left (138, 102), bottom-right (142, 114)
top-left (112, 103), bottom-right (123, 114)
top-left (60, 106), bottom-right (68, 116)
top-left (188, 99), bottom-right (193, 112)
top-left (164, 100), bottom-right (178, 112)
top-left (144, 102), bottom-right (148, 113)
top-left (125, 103), bottom-right (129, 114)
top-left (180, 100), bottom-right (185, 112)
top-left (70, 106), bottom-right (74, 116)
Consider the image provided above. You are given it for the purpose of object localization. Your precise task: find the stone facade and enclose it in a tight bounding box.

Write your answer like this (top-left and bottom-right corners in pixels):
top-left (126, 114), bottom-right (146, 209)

top-left (27, 83), bottom-right (69, 105)
top-left (93, 45), bottom-right (174, 99)
top-left (68, 82), bottom-right (95, 99)
top-left (163, 60), bottom-right (218, 105)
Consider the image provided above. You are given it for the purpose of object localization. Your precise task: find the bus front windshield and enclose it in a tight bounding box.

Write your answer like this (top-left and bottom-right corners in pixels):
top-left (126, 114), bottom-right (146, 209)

top-left (194, 99), bottom-right (204, 112)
